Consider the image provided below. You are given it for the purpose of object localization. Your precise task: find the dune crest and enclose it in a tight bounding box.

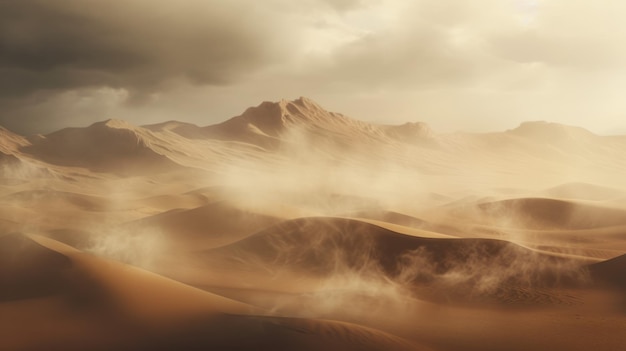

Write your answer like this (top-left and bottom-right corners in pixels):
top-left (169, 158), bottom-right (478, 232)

top-left (2, 98), bottom-right (626, 350)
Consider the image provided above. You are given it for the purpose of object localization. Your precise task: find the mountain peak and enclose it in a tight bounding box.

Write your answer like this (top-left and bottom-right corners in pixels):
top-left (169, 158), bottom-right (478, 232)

top-left (202, 97), bottom-right (382, 149)
top-left (282, 96), bottom-right (320, 109)
top-left (509, 121), bottom-right (596, 141)
top-left (93, 119), bottom-right (137, 130)
top-left (230, 97), bottom-right (338, 136)
top-left (252, 97), bottom-right (325, 117)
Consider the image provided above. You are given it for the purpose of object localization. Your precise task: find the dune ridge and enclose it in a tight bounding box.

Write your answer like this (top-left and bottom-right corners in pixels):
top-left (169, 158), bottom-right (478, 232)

top-left (2, 98), bottom-right (626, 350)
top-left (198, 217), bottom-right (591, 306)
top-left (0, 234), bottom-right (424, 351)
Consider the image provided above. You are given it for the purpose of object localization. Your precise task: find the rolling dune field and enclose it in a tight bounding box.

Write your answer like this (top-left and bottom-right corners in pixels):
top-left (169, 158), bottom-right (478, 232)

top-left (1, 98), bottom-right (626, 350)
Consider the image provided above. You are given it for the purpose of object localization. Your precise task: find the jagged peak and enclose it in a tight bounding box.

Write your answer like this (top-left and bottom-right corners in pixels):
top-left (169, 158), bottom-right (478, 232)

top-left (247, 97), bottom-right (328, 118)
top-left (283, 96), bottom-right (322, 109)
top-left (143, 120), bottom-right (201, 132)
top-left (92, 119), bottom-right (137, 130)
top-left (226, 97), bottom-right (344, 137)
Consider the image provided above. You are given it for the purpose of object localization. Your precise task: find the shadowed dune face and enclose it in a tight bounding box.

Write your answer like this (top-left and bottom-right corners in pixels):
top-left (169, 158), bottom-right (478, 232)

top-left (0, 235), bottom-right (423, 351)
top-left (201, 217), bottom-right (591, 305)
top-left (543, 182), bottom-right (626, 201)
top-left (126, 201), bottom-right (282, 249)
top-left (470, 198), bottom-right (626, 230)
top-left (0, 234), bottom-right (72, 301)
top-left (2, 98), bottom-right (626, 350)
top-left (0, 151), bottom-right (20, 166)
top-left (588, 254), bottom-right (626, 289)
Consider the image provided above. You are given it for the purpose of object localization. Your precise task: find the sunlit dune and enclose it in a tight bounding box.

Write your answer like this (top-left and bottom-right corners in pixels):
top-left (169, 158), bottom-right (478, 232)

top-left (2, 98), bottom-right (626, 350)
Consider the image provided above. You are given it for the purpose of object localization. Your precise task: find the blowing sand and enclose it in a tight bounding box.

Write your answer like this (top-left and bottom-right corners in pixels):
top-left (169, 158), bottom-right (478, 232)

top-left (1, 98), bottom-right (625, 350)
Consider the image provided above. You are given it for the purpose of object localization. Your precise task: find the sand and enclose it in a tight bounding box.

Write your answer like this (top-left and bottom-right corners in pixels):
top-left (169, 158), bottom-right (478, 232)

top-left (1, 97), bottom-right (625, 350)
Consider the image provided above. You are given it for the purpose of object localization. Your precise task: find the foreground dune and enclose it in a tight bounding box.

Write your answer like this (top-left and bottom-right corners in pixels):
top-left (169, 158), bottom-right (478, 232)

top-left (1, 99), bottom-right (626, 350)
top-left (0, 234), bottom-right (424, 351)
top-left (190, 217), bottom-right (592, 307)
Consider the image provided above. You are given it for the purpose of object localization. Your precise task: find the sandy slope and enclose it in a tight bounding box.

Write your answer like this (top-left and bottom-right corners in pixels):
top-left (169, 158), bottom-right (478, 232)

top-left (1, 98), bottom-right (626, 350)
top-left (126, 200), bottom-right (281, 249)
top-left (0, 234), bottom-right (424, 351)
top-left (21, 120), bottom-right (184, 175)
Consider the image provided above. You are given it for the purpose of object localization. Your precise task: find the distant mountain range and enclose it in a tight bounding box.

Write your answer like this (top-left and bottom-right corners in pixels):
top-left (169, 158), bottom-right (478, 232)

top-left (1, 97), bottom-right (625, 188)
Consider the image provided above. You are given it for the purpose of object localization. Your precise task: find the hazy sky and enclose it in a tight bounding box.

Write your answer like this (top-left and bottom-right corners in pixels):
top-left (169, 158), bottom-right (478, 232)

top-left (1, 0), bottom-right (626, 134)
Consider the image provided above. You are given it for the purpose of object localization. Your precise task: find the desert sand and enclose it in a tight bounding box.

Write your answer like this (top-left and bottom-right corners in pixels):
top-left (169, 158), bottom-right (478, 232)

top-left (1, 97), bottom-right (625, 350)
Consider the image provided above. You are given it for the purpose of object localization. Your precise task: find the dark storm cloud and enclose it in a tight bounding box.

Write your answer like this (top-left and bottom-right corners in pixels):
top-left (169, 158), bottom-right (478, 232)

top-left (0, 0), bottom-right (276, 97)
top-left (0, 0), bottom-right (295, 132)
top-left (2, 0), bottom-right (625, 135)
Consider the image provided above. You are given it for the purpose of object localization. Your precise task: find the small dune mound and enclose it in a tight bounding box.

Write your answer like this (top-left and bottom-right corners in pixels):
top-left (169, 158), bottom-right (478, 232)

top-left (203, 217), bottom-right (587, 302)
top-left (470, 197), bottom-right (626, 230)
top-left (21, 119), bottom-right (180, 175)
top-left (347, 210), bottom-right (430, 228)
top-left (383, 122), bottom-right (437, 146)
top-left (508, 121), bottom-right (596, 144)
top-left (1, 190), bottom-right (109, 211)
top-left (347, 210), bottom-right (463, 236)
top-left (543, 182), bottom-right (626, 201)
top-left (0, 233), bottom-right (72, 301)
top-left (0, 151), bottom-right (20, 166)
top-left (128, 201), bottom-right (282, 248)
top-left (588, 254), bottom-right (626, 289)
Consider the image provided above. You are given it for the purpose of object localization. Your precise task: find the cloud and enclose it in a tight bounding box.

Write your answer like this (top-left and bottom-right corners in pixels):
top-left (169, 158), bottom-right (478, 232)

top-left (282, 0), bottom-right (522, 91)
top-left (491, 1), bottom-right (626, 69)
top-left (1, 0), bottom-right (626, 134)
top-left (0, 0), bottom-right (283, 96)
top-left (0, 0), bottom-right (304, 132)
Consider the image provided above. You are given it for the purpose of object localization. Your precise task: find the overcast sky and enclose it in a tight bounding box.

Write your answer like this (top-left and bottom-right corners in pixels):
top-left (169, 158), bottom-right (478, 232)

top-left (1, 0), bottom-right (626, 135)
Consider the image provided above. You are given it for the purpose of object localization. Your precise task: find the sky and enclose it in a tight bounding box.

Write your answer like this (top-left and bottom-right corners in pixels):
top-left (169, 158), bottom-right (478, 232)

top-left (1, 0), bottom-right (626, 135)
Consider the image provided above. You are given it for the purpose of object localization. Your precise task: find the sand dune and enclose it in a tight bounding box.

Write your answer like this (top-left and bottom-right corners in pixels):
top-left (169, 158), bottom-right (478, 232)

top-left (0, 150), bottom-right (20, 165)
top-left (348, 210), bottom-right (465, 236)
top-left (0, 126), bottom-right (29, 152)
top-left (0, 234), bottom-right (423, 351)
top-left (127, 201), bottom-right (281, 249)
top-left (449, 197), bottom-right (626, 230)
top-left (2, 99), bottom-right (626, 350)
top-left (1, 189), bottom-right (110, 212)
top-left (198, 217), bottom-right (589, 305)
top-left (0, 234), bottom-right (72, 301)
top-left (588, 254), bottom-right (626, 289)
top-left (508, 121), bottom-right (598, 143)
top-left (542, 182), bottom-right (626, 201)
